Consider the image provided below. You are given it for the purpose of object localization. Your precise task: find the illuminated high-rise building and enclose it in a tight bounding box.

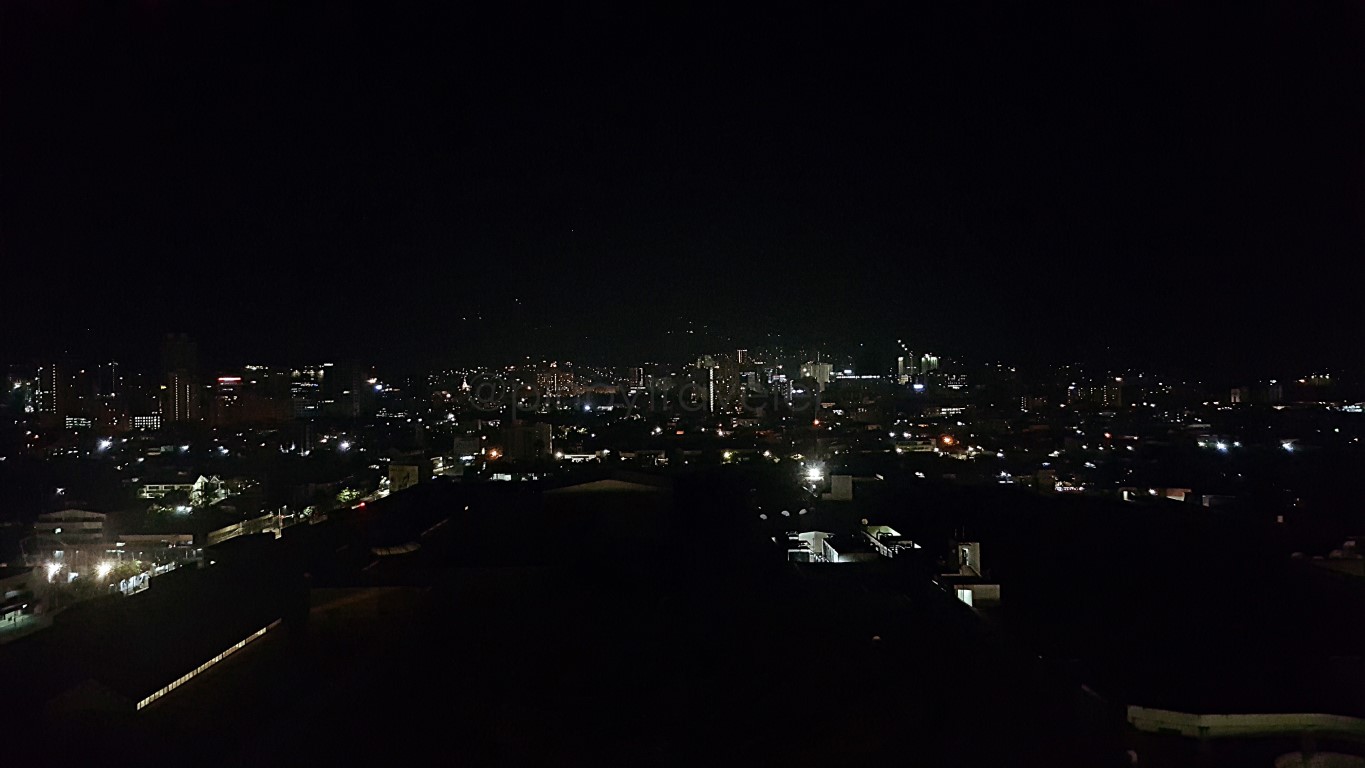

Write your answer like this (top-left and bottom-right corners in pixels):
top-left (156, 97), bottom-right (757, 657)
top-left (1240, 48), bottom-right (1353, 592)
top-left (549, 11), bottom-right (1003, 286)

top-left (1066, 379), bottom-right (1123, 408)
top-left (536, 362), bottom-right (577, 398)
top-left (707, 365), bottom-right (716, 414)
top-left (97, 361), bottom-right (122, 399)
top-left (694, 354), bottom-right (739, 413)
top-left (290, 365), bottom-right (329, 417)
top-left (324, 360), bottom-right (369, 418)
top-left (210, 375), bottom-right (243, 425)
top-left (35, 361), bottom-right (67, 419)
top-left (161, 334), bottom-right (199, 423)
top-left (896, 356), bottom-right (912, 385)
top-left (799, 360), bottom-right (833, 391)
top-left (34, 358), bottom-right (93, 425)
top-left (164, 371), bottom-right (197, 423)
top-left (895, 340), bottom-right (917, 384)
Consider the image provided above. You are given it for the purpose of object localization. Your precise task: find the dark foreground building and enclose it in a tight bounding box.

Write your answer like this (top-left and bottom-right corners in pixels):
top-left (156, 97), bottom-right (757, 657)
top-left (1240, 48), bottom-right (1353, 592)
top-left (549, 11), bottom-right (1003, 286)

top-left (0, 471), bottom-right (1212, 766)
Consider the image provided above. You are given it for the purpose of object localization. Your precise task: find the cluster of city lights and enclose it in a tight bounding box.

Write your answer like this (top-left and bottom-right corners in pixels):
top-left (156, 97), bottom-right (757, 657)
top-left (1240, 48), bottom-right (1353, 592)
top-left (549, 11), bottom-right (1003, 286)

top-left (45, 560), bottom-right (120, 583)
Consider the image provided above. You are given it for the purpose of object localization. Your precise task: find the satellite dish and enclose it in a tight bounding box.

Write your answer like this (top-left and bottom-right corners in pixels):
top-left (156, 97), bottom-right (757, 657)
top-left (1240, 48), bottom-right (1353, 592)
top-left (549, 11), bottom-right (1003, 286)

top-left (798, 508), bottom-right (808, 515)
top-left (781, 510), bottom-right (790, 517)
top-left (758, 514), bottom-right (767, 520)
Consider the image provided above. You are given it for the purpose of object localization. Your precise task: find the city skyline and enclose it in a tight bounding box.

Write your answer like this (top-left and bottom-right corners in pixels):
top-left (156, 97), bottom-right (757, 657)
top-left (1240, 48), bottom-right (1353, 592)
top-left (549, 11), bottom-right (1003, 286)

top-left (6, 327), bottom-right (1357, 387)
top-left (3, 4), bottom-right (1363, 763)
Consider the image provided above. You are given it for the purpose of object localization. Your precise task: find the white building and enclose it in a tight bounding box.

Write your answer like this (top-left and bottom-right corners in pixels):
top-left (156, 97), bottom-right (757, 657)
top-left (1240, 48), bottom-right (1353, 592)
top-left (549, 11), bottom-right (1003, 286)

top-left (138, 475), bottom-right (224, 503)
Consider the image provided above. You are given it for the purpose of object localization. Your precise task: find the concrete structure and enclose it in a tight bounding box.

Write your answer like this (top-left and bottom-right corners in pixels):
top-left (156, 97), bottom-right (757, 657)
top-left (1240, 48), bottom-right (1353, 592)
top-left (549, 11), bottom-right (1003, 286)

top-left (131, 414), bottom-right (162, 430)
top-left (139, 475), bottom-right (224, 501)
top-left (34, 510), bottom-right (105, 544)
top-left (823, 474), bottom-right (853, 501)
top-left (0, 567), bottom-right (34, 623)
top-left (1121, 487), bottom-right (1191, 503)
top-left (138, 481), bottom-right (194, 499)
top-left (896, 355), bottom-right (911, 385)
top-left (619, 449), bottom-right (667, 466)
top-left (205, 513), bottom-right (282, 547)
top-left (952, 584), bottom-right (1001, 607)
top-left (24, 511), bottom-right (110, 582)
top-left (1067, 380), bottom-right (1122, 409)
top-left (937, 541), bottom-right (1001, 607)
top-left (388, 463), bottom-right (422, 493)
top-left (783, 531), bottom-right (831, 563)
top-left (452, 435), bottom-right (482, 461)
top-left (502, 421), bottom-right (552, 463)
top-left (161, 333), bottom-right (200, 423)
top-left (35, 360), bottom-right (71, 420)
top-left (110, 534), bottom-right (199, 565)
top-left (799, 361), bottom-right (834, 392)
top-left (957, 542), bottom-right (982, 576)
top-left (862, 525), bottom-right (920, 558)
top-left (542, 474), bottom-right (673, 560)
top-left (822, 535), bottom-right (878, 563)
top-left (535, 362), bottom-right (577, 398)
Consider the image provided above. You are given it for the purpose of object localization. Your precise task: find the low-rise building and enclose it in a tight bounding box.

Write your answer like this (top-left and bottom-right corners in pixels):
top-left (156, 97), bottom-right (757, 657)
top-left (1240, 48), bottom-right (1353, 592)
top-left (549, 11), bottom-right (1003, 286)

top-left (862, 525), bottom-right (920, 558)
top-left (108, 534), bottom-right (200, 568)
top-left (822, 534), bottom-right (878, 563)
top-left (138, 482), bottom-right (195, 499)
top-left (34, 509), bottom-right (105, 543)
top-left (1, 567), bottom-right (35, 623)
top-left (936, 541), bottom-right (1001, 607)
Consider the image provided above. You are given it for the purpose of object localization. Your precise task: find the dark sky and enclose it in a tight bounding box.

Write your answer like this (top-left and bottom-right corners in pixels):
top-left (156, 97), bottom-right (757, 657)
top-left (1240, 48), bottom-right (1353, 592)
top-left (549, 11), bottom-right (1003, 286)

top-left (3, 1), bottom-right (1362, 375)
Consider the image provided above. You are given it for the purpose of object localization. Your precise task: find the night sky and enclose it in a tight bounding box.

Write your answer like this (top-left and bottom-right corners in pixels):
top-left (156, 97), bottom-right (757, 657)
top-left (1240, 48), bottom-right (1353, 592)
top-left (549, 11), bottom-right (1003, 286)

top-left (3, 1), bottom-right (1362, 375)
